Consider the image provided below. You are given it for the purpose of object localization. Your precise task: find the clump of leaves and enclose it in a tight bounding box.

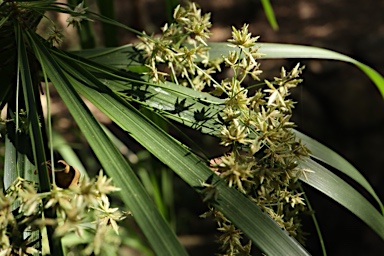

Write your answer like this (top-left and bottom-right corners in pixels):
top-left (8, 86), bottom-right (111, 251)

top-left (0, 171), bottom-right (126, 256)
top-left (136, 3), bottom-right (312, 255)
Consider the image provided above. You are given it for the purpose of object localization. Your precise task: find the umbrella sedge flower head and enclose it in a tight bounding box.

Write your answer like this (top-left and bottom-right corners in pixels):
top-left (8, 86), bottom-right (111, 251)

top-left (205, 21), bottom-right (309, 252)
top-left (0, 170), bottom-right (126, 255)
top-left (66, 1), bottom-right (93, 28)
top-left (228, 24), bottom-right (259, 48)
top-left (135, 1), bottom-right (218, 90)
top-left (135, 2), bottom-right (311, 254)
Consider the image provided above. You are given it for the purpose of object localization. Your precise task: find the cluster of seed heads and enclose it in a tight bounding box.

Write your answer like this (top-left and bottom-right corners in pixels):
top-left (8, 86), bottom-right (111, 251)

top-left (0, 171), bottom-right (126, 256)
top-left (136, 2), bottom-right (312, 254)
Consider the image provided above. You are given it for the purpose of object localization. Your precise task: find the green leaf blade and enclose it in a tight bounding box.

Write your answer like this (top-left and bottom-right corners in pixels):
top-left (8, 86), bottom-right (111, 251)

top-left (294, 130), bottom-right (384, 214)
top-left (300, 159), bottom-right (384, 240)
top-left (260, 0), bottom-right (279, 30)
top-left (17, 25), bottom-right (51, 191)
top-left (208, 42), bottom-right (384, 98)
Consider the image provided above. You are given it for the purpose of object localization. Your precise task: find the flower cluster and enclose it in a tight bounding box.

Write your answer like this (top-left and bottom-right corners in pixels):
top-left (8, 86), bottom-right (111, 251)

top-left (207, 25), bottom-right (311, 254)
top-left (0, 171), bottom-right (126, 256)
top-left (135, 2), bottom-right (219, 90)
top-left (135, 2), bottom-right (311, 254)
top-left (66, 1), bottom-right (93, 28)
top-left (46, 26), bottom-right (64, 46)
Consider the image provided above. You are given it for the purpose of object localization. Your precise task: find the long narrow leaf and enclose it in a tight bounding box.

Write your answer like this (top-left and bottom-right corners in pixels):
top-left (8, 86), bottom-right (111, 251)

top-left (29, 31), bottom-right (188, 256)
top-left (208, 42), bottom-right (384, 98)
top-left (0, 14), bottom-right (10, 28)
top-left (4, 134), bottom-right (18, 190)
top-left (106, 76), bottom-right (384, 240)
top-left (96, 0), bottom-right (118, 47)
top-left (260, 0), bottom-right (279, 30)
top-left (66, 39), bottom-right (384, 245)
top-left (16, 25), bottom-right (50, 191)
top-left (17, 25), bottom-right (62, 255)
top-left (56, 49), bottom-right (224, 106)
top-left (300, 159), bottom-right (384, 240)
top-left (294, 130), bottom-right (384, 214)
top-left (101, 78), bottom-right (221, 135)
top-left (0, 45), bottom-right (16, 107)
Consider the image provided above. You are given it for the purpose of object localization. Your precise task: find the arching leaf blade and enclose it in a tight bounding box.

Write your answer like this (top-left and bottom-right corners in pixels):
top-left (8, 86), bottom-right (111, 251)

top-left (294, 130), bottom-right (384, 214)
top-left (300, 159), bottom-right (384, 240)
top-left (207, 42), bottom-right (384, 98)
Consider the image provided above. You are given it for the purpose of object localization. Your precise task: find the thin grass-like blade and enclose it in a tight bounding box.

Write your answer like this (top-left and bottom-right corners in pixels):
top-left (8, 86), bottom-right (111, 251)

top-left (0, 12), bottom-right (10, 28)
top-left (96, 0), bottom-right (118, 47)
top-left (18, 26), bottom-right (65, 256)
top-left (66, 45), bottom-right (384, 238)
top-left (16, 25), bottom-right (50, 191)
top-left (71, 44), bottom-right (142, 69)
top-left (63, 39), bottom-right (384, 246)
top-left (300, 159), bottom-right (384, 240)
top-left (70, 45), bottom-right (384, 240)
top-left (208, 42), bottom-right (384, 98)
top-left (102, 76), bottom-right (384, 217)
top-left (260, 0), bottom-right (278, 30)
top-left (294, 130), bottom-right (384, 214)
top-left (0, 43), bottom-right (16, 107)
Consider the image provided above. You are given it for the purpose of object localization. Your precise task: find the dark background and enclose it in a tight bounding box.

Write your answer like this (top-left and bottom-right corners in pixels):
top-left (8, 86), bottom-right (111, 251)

top-left (111, 0), bottom-right (384, 255)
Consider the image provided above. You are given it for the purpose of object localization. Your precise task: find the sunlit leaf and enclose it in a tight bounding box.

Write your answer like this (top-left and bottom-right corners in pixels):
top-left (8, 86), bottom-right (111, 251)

top-left (208, 42), bottom-right (384, 98)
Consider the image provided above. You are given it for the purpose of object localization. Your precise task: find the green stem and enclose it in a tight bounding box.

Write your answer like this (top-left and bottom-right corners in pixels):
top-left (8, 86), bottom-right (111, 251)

top-left (300, 184), bottom-right (327, 256)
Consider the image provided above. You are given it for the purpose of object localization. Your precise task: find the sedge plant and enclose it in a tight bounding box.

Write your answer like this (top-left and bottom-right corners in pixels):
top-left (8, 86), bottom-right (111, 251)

top-left (0, 1), bottom-right (383, 256)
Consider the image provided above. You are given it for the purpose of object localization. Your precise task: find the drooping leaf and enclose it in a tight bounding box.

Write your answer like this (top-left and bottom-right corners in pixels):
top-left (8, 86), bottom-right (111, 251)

top-left (72, 42), bottom-right (384, 98)
top-left (300, 158), bottom-right (384, 240)
top-left (15, 25), bottom-right (63, 256)
top-left (294, 130), bottom-right (384, 214)
top-left (208, 42), bottom-right (384, 98)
